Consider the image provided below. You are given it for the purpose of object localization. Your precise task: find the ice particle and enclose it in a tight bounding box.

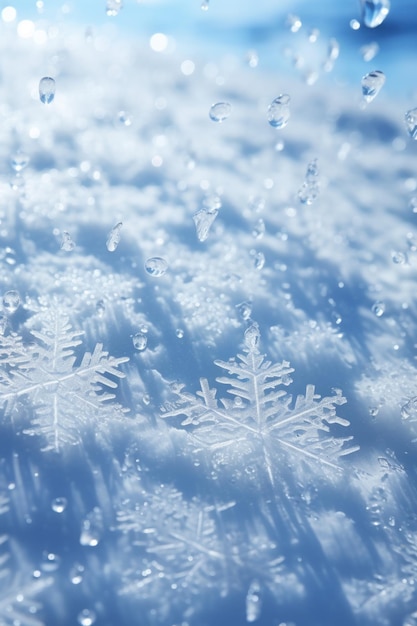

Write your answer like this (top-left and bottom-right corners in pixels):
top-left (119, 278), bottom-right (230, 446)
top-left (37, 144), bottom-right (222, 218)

top-left (39, 76), bottom-right (55, 104)
top-left (372, 301), bottom-right (385, 317)
top-left (61, 231), bottom-right (75, 251)
top-left (3, 290), bottom-right (20, 315)
top-left (132, 332), bottom-right (147, 351)
top-left (193, 207), bottom-right (219, 241)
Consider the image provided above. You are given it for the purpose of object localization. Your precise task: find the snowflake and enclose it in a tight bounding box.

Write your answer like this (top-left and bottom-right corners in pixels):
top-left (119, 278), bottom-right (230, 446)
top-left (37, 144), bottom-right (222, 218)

top-left (0, 308), bottom-right (129, 452)
top-left (161, 324), bottom-right (358, 482)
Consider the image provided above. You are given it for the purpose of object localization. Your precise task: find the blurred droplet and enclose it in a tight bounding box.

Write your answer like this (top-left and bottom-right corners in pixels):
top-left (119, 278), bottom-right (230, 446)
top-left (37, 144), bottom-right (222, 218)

top-left (39, 76), bottom-right (55, 104)
top-left (41, 552), bottom-right (61, 572)
top-left (372, 301), bottom-right (385, 317)
top-left (391, 251), bottom-right (407, 265)
top-left (405, 108), bottom-right (417, 140)
top-left (61, 231), bottom-right (75, 251)
top-left (117, 110), bottom-right (132, 126)
top-left (360, 42), bottom-right (379, 61)
top-left (360, 0), bottom-right (390, 28)
top-left (286, 14), bottom-right (302, 33)
top-left (361, 70), bottom-right (385, 103)
top-left (96, 299), bottom-right (105, 317)
top-left (209, 102), bottom-right (232, 122)
top-left (3, 290), bottom-right (20, 315)
top-left (77, 609), bottom-right (96, 626)
top-left (80, 507), bottom-right (103, 547)
top-left (70, 563), bottom-right (85, 585)
top-left (51, 497), bottom-right (67, 513)
top-left (106, 0), bottom-right (123, 16)
top-left (298, 158), bottom-right (319, 205)
top-left (175, 328), bottom-right (184, 339)
top-left (201, 0), bottom-right (209, 10)
top-left (245, 49), bottom-right (259, 68)
top-left (323, 38), bottom-right (339, 72)
top-left (253, 251), bottom-right (265, 270)
top-left (252, 218), bottom-right (265, 239)
top-left (246, 580), bottom-right (262, 622)
top-left (11, 151), bottom-right (30, 172)
top-left (106, 222), bottom-right (122, 252)
top-left (267, 94), bottom-right (291, 129)
top-left (144, 256), bottom-right (168, 277)
top-left (236, 301), bottom-right (252, 321)
top-left (133, 332), bottom-right (147, 351)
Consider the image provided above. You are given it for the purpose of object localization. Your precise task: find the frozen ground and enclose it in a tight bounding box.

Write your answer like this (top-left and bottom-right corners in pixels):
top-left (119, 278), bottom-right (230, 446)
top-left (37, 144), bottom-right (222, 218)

top-left (0, 1), bottom-right (417, 625)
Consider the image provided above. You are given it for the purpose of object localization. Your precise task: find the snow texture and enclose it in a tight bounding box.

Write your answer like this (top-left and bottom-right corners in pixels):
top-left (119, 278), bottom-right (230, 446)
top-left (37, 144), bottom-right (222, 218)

top-left (0, 0), bottom-right (417, 625)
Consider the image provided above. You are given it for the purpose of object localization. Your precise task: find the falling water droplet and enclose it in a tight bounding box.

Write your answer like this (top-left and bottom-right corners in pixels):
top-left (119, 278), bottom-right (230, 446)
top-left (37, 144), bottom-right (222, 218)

top-left (3, 290), bottom-right (20, 315)
top-left (253, 251), bottom-right (265, 270)
top-left (117, 110), bottom-right (132, 126)
top-left (175, 328), bottom-right (184, 339)
top-left (267, 94), bottom-right (291, 129)
top-left (201, 0), bottom-right (209, 9)
top-left (11, 151), bottom-right (30, 172)
top-left (360, 0), bottom-right (390, 28)
top-left (96, 299), bottom-right (106, 317)
top-left (132, 332), bottom-right (147, 351)
top-left (193, 208), bottom-right (219, 241)
top-left (323, 38), bottom-right (339, 72)
top-left (372, 301), bottom-right (385, 317)
top-left (209, 102), bottom-right (232, 123)
top-left (39, 76), bottom-right (55, 104)
top-left (106, 222), bottom-right (123, 252)
top-left (70, 563), bottom-right (85, 585)
top-left (236, 301), bottom-right (252, 321)
top-left (61, 231), bottom-right (75, 251)
top-left (51, 497), bottom-right (68, 513)
top-left (391, 251), bottom-right (407, 265)
top-left (144, 256), bottom-right (168, 277)
top-left (246, 580), bottom-right (262, 622)
top-left (361, 70), bottom-right (385, 103)
top-left (77, 609), bottom-right (96, 626)
top-left (298, 158), bottom-right (319, 205)
top-left (106, 0), bottom-right (123, 16)
top-left (405, 108), bottom-right (417, 140)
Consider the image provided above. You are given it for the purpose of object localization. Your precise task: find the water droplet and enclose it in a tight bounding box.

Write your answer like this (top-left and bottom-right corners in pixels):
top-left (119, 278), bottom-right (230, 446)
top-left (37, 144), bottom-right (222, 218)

top-left (360, 0), bottom-right (390, 28)
top-left (201, 0), bottom-right (209, 10)
top-left (253, 251), bottom-right (265, 270)
top-left (372, 301), bottom-right (385, 317)
top-left (323, 38), bottom-right (339, 72)
top-left (245, 49), bottom-right (259, 68)
top-left (209, 102), bottom-right (232, 123)
top-left (132, 332), bottom-right (147, 351)
top-left (80, 507), bottom-right (103, 547)
top-left (61, 231), bottom-right (75, 252)
top-left (361, 70), bottom-right (385, 103)
top-left (51, 497), bottom-right (67, 513)
top-left (39, 76), bottom-right (55, 104)
top-left (41, 552), bottom-right (61, 572)
top-left (267, 94), bottom-right (291, 129)
top-left (252, 218), bottom-right (265, 239)
top-left (70, 563), bottom-right (85, 585)
top-left (244, 324), bottom-right (260, 351)
top-left (3, 290), bottom-right (20, 315)
top-left (106, 0), bottom-right (123, 16)
top-left (106, 221), bottom-right (122, 252)
top-left (77, 609), bottom-right (96, 626)
top-left (360, 42), bottom-right (379, 61)
top-left (401, 397), bottom-right (417, 420)
top-left (298, 158), bottom-right (319, 205)
top-left (175, 328), bottom-right (184, 339)
top-left (11, 151), bottom-right (30, 172)
top-left (391, 251), bottom-right (407, 265)
top-left (117, 110), bottom-right (132, 126)
top-left (286, 14), bottom-right (302, 33)
top-left (144, 256), bottom-right (168, 277)
top-left (193, 207), bottom-right (219, 241)
top-left (246, 580), bottom-right (262, 623)
top-left (405, 108), bottom-right (417, 140)
top-left (369, 406), bottom-right (379, 417)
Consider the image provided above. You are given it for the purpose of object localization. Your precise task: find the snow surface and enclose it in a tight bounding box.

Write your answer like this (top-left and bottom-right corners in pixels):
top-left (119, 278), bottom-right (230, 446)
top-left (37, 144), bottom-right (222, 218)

top-left (0, 1), bottom-right (417, 625)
